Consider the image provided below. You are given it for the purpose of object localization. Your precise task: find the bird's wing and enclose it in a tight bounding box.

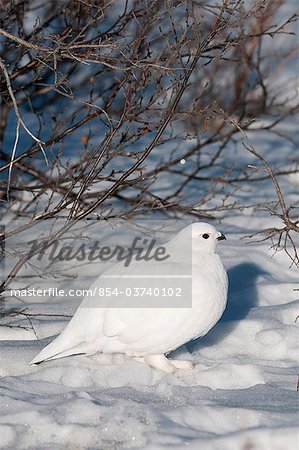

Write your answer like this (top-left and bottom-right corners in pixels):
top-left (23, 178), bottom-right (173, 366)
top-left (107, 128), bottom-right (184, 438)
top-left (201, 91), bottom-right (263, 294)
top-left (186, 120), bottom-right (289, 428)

top-left (100, 259), bottom-right (192, 348)
top-left (101, 255), bottom-right (228, 350)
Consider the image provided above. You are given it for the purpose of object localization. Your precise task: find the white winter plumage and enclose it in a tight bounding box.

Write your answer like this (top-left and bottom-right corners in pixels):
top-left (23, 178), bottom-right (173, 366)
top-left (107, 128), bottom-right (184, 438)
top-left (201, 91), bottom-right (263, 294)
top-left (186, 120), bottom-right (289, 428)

top-left (30, 222), bottom-right (228, 372)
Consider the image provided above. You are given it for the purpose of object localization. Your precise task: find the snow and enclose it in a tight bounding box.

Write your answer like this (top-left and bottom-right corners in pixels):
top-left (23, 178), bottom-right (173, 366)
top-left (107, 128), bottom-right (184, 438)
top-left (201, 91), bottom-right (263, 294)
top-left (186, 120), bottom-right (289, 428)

top-left (1, 133), bottom-right (299, 448)
top-left (0, 216), bottom-right (298, 449)
top-left (1, 5), bottom-right (299, 450)
top-left (1, 117), bottom-right (299, 448)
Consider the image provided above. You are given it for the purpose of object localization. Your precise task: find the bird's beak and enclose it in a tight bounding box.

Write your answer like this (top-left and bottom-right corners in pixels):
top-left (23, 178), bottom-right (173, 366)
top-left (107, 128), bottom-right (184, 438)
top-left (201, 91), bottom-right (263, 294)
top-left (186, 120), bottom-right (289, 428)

top-left (217, 232), bottom-right (226, 241)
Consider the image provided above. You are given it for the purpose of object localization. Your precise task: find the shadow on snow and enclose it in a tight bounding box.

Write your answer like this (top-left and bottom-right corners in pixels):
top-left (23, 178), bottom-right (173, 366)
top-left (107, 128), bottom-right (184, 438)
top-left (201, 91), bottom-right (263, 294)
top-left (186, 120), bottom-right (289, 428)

top-left (187, 262), bottom-right (267, 352)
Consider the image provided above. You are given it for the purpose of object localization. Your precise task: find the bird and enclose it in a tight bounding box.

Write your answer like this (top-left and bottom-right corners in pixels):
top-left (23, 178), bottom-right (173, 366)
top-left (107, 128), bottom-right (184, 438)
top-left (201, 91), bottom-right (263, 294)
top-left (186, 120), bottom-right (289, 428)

top-left (30, 222), bottom-right (228, 373)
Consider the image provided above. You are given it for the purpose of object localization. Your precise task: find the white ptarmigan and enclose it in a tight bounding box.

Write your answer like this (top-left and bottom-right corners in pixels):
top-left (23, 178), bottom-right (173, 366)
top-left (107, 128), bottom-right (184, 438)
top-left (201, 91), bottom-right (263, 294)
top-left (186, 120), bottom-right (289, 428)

top-left (30, 222), bottom-right (228, 373)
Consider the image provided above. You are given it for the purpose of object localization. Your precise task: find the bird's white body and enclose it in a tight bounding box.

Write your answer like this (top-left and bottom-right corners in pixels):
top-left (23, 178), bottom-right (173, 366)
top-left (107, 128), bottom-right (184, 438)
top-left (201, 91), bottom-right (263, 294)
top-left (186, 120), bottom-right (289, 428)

top-left (31, 223), bottom-right (228, 372)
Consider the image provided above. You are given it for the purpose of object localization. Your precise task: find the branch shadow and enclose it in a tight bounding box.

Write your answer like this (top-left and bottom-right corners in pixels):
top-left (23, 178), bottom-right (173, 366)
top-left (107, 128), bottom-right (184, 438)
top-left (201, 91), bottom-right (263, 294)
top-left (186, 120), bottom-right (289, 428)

top-left (187, 262), bottom-right (267, 352)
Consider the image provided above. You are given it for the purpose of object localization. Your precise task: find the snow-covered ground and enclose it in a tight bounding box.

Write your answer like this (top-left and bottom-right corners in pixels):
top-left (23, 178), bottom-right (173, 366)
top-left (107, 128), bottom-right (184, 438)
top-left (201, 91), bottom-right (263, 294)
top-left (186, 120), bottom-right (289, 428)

top-left (1, 108), bottom-right (299, 449)
top-left (0, 206), bottom-right (298, 449)
top-left (1, 123), bottom-right (299, 448)
top-left (1, 7), bottom-right (299, 449)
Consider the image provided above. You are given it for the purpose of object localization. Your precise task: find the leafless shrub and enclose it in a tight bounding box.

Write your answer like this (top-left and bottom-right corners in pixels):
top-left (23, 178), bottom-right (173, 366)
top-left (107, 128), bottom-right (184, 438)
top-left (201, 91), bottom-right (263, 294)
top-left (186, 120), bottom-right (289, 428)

top-left (0, 306), bottom-right (72, 336)
top-left (0, 0), bottom-right (298, 292)
top-left (244, 143), bottom-right (299, 268)
top-left (224, 113), bottom-right (299, 267)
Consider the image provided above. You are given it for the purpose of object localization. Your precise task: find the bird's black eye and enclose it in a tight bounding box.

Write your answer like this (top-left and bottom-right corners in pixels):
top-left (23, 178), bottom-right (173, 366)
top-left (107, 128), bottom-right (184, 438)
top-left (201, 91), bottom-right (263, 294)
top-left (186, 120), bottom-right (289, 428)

top-left (202, 233), bottom-right (210, 239)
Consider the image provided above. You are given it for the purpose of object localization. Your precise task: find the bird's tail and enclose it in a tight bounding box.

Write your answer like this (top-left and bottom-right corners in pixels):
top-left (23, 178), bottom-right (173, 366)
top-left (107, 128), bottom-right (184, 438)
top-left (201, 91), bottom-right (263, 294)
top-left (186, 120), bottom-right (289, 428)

top-left (29, 328), bottom-right (87, 364)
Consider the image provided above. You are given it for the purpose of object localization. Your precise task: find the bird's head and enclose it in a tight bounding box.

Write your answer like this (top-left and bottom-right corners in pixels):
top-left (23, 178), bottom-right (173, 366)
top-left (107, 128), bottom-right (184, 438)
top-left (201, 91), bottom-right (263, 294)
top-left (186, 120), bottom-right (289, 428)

top-left (176, 222), bottom-right (226, 255)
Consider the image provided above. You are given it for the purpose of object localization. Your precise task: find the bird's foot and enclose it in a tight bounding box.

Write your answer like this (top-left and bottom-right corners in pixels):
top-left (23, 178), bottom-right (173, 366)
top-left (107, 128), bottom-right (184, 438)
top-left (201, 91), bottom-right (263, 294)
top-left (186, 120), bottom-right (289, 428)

top-left (144, 354), bottom-right (176, 373)
top-left (169, 359), bottom-right (194, 370)
top-left (144, 355), bottom-right (194, 373)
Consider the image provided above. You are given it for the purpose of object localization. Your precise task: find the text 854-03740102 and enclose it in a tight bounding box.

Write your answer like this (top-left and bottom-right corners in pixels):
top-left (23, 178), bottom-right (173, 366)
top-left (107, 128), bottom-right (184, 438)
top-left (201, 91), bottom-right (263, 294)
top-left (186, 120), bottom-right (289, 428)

top-left (96, 287), bottom-right (183, 297)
